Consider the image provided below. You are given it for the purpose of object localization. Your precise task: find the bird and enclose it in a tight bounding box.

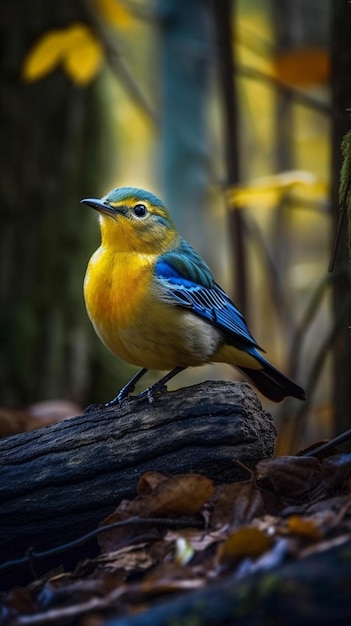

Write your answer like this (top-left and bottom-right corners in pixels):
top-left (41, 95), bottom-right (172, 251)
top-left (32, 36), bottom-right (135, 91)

top-left (81, 187), bottom-right (306, 406)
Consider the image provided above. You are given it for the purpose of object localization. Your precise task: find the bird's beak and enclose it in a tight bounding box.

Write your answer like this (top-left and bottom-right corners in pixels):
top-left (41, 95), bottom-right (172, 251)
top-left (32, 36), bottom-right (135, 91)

top-left (80, 198), bottom-right (116, 218)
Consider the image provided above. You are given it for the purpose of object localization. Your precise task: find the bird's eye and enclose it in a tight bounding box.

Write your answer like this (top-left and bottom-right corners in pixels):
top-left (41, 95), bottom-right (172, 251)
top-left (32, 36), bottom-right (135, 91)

top-left (133, 203), bottom-right (147, 218)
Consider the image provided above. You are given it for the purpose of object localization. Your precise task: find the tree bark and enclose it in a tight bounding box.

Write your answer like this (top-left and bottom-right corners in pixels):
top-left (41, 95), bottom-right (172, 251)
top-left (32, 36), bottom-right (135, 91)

top-left (0, 382), bottom-right (276, 585)
top-left (0, 0), bottom-right (116, 407)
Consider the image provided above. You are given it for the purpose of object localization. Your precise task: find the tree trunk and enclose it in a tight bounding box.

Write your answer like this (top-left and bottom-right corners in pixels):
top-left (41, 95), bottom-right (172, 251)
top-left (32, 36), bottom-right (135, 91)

top-left (212, 0), bottom-right (247, 313)
top-left (0, 382), bottom-right (276, 587)
top-left (156, 0), bottom-right (214, 265)
top-left (0, 0), bottom-right (116, 407)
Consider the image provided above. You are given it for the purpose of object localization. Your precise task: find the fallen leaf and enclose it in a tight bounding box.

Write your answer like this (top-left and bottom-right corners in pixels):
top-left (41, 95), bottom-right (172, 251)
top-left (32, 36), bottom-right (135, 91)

top-left (257, 456), bottom-right (322, 499)
top-left (210, 480), bottom-right (265, 529)
top-left (165, 528), bottom-right (224, 552)
top-left (137, 472), bottom-right (168, 496)
top-left (147, 474), bottom-right (214, 517)
top-left (217, 527), bottom-right (272, 565)
top-left (98, 474), bottom-right (213, 552)
top-left (98, 506), bottom-right (161, 553)
top-left (287, 515), bottom-right (323, 540)
top-left (234, 538), bottom-right (289, 580)
top-left (321, 453), bottom-right (351, 492)
top-left (93, 544), bottom-right (155, 573)
top-left (140, 562), bottom-right (205, 594)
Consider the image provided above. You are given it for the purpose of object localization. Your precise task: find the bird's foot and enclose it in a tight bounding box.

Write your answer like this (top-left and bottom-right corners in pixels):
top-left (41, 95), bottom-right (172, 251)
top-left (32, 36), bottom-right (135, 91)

top-left (136, 382), bottom-right (168, 404)
top-left (83, 388), bottom-right (131, 414)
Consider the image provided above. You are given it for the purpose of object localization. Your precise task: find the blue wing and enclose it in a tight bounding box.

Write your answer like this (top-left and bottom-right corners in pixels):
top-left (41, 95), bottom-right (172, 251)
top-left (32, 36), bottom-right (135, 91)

top-left (155, 239), bottom-right (262, 351)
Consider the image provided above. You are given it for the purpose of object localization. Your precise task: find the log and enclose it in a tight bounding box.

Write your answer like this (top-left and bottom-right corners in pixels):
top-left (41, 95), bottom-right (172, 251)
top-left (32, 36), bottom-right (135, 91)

top-left (0, 381), bottom-right (276, 585)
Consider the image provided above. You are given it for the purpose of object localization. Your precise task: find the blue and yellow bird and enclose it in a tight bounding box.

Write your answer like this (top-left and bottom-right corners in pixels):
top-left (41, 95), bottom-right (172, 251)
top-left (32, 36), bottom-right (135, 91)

top-left (82, 187), bottom-right (305, 405)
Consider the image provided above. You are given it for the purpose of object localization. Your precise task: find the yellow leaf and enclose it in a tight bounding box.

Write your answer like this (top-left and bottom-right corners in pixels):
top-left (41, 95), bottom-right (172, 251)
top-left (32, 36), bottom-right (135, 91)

top-left (217, 527), bottom-right (272, 565)
top-left (63, 24), bottom-right (104, 86)
top-left (226, 170), bottom-right (328, 209)
top-left (22, 30), bottom-right (67, 82)
top-left (94, 0), bottom-right (135, 29)
top-left (22, 24), bottom-right (104, 86)
top-left (287, 515), bottom-right (323, 540)
top-left (274, 48), bottom-right (330, 88)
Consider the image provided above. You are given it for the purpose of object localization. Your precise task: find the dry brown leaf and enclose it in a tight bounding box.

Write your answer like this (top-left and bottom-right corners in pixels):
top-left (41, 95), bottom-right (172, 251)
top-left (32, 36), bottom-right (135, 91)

top-left (140, 562), bottom-right (205, 595)
top-left (137, 472), bottom-right (168, 495)
top-left (147, 474), bottom-right (214, 517)
top-left (98, 474), bottom-right (214, 552)
top-left (98, 506), bottom-right (161, 553)
top-left (257, 456), bottom-right (321, 498)
top-left (164, 528), bottom-right (224, 552)
top-left (93, 544), bottom-right (155, 573)
top-left (6, 458), bottom-right (351, 624)
top-left (210, 480), bottom-right (265, 529)
top-left (321, 454), bottom-right (351, 492)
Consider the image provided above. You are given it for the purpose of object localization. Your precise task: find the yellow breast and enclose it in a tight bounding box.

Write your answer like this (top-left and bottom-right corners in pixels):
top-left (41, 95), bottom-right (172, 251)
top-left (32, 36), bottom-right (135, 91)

top-left (84, 247), bottom-right (156, 362)
top-left (84, 246), bottom-right (223, 370)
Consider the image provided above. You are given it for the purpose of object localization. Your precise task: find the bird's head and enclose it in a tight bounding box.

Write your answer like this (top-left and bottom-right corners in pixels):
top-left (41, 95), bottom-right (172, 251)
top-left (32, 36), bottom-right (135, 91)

top-left (81, 187), bottom-right (178, 253)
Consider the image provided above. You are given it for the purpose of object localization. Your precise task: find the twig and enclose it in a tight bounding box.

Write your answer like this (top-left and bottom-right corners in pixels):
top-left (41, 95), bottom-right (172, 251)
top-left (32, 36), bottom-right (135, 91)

top-left (0, 516), bottom-right (204, 577)
top-left (303, 428), bottom-right (351, 457)
top-left (83, 0), bottom-right (157, 124)
top-left (238, 65), bottom-right (331, 115)
top-left (329, 176), bottom-right (351, 271)
top-left (290, 289), bottom-right (351, 452)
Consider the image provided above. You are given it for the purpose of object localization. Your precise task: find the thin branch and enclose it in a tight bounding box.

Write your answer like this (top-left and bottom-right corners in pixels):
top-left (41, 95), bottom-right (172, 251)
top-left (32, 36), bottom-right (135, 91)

top-left (242, 213), bottom-right (295, 331)
top-left (104, 44), bottom-right (158, 125)
top-left (0, 516), bottom-right (204, 577)
top-left (290, 288), bottom-right (351, 452)
top-left (238, 65), bottom-right (331, 115)
top-left (303, 427), bottom-right (351, 457)
top-left (84, 0), bottom-right (157, 124)
top-left (288, 273), bottom-right (333, 379)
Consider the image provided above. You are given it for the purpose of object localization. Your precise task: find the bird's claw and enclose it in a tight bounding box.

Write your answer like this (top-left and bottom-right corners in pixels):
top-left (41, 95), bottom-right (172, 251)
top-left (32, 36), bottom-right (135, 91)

top-left (84, 391), bottom-right (130, 414)
top-left (137, 383), bottom-right (168, 403)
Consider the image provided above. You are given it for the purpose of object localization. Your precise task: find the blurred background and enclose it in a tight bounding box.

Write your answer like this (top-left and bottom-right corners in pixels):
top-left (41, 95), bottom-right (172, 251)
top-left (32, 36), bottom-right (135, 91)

top-left (1, 0), bottom-right (350, 453)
